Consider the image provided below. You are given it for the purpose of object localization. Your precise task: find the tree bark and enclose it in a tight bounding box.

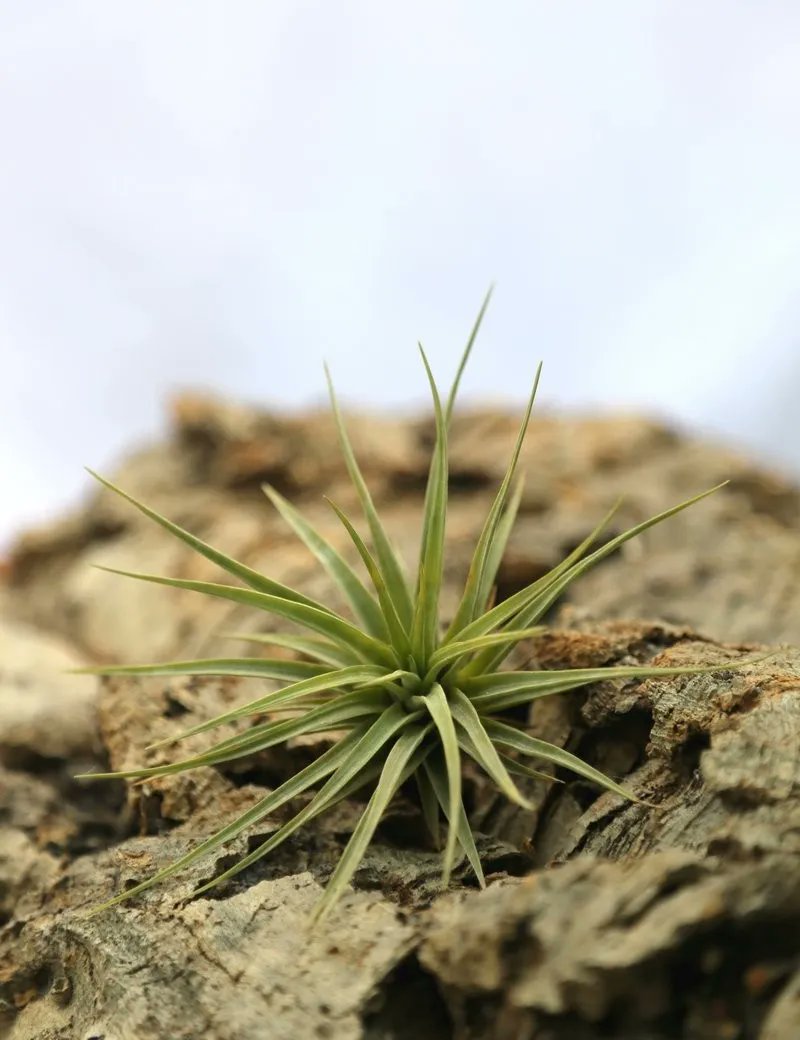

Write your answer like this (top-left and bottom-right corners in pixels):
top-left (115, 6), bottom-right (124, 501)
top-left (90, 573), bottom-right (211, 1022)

top-left (2, 395), bottom-right (799, 1039)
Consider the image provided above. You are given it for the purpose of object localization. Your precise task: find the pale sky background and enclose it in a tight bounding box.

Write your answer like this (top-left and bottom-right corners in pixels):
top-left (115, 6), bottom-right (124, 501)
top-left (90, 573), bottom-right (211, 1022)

top-left (2, 2), bottom-right (799, 548)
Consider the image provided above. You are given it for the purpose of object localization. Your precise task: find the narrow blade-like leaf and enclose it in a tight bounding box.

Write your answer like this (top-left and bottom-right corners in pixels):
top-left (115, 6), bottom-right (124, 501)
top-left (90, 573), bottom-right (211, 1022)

top-left (87, 470), bottom-right (330, 613)
top-left (193, 703), bottom-right (422, 896)
top-left (74, 657), bottom-right (328, 682)
top-left (221, 631), bottom-right (359, 668)
top-left (463, 658), bottom-right (761, 713)
top-left (325, 366), bottom-right (414, 627)
top-left (263, 484), bottom-right (388, 640)
top-left (313, 723), bottom-right (430, 922)
top-left (87, 726), bottom-right (369, 913)
top-left (427, 626), bottom-right (544, 674)
top-left (415, 767), bottom-right (441, 848)
top-left (446, 365), bottom-right (541, 639)
top-left (423, 755), bottom-right (485, 888)
top-left (449, 689), bottom-right (532, 809)
top-left (493, 490), bottom-right (728, 649)
top-left (500, 754), bottom-right (562, 784)
top-left (150, 665), bottom-right (389, 746)
top-left (460, 498), bottom-right (622, 677)
top-left (485, 719), bottom-right (638, 801)
top-left (445, 285), bottom-right (494, 425)
top-left (327, 499), bottom-right (412, 659)
top-left (414, 289), bottom-right (493, 619)
top-left (76, 690), bottom-right (386, 781)
top-left (95, 566), bottom-right (396, 667)
top-left (420, 682), bottom-right (461, 884)
top-left (450, 487), bottom-right (722, 651)
top-left (476, 477), bottom-right (524, 613)
top-left (411, 347), bottom-right (448, 667)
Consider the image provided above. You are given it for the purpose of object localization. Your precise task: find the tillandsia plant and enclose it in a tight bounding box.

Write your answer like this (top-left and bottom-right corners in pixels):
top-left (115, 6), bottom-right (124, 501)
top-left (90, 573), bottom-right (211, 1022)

top-left (77, 292), bottom-right (746, 921)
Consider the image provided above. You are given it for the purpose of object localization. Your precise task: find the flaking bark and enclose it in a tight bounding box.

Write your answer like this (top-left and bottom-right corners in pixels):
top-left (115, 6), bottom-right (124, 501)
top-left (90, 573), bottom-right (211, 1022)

top-left (1, 395), bottom-right (799, 1039)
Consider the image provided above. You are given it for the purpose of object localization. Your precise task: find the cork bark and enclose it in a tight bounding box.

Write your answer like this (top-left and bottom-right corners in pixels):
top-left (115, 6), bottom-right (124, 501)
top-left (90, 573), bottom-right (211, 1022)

top-left (2, 394), bottom-right (798, 1039)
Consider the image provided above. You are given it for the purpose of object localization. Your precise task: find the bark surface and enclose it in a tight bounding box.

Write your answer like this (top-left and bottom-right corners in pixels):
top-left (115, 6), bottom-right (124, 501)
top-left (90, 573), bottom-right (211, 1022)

top-left (1, 395), bottom-right (798, 1039)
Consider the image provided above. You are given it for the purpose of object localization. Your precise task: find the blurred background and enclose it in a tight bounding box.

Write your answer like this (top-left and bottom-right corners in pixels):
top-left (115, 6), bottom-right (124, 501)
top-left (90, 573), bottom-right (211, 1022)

top-left (2, 2), bottom-right (799, 549)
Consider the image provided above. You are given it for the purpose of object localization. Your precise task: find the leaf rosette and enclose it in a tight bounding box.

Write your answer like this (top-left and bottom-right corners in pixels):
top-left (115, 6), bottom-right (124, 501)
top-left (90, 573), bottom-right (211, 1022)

top-left (77, 290), bottom-right (748, 921)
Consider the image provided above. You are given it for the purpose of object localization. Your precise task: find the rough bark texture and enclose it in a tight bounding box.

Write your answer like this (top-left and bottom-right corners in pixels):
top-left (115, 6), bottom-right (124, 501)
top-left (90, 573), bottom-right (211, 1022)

top-left (1, 393), bottom-right (798, 1039)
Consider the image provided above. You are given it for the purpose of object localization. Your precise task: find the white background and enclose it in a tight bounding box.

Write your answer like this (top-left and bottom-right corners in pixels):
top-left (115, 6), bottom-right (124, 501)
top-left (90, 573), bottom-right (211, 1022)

top-left (2, 2), bottom-right (799, 548)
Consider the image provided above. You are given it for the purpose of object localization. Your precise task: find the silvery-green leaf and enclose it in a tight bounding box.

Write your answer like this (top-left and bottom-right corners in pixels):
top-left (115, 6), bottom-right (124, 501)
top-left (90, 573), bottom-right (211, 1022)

top-left (415, 767), bottom-right (441, 847)
top-left (152, 665), bottom-right (388, 746)
top-left (446, 365), bottom-right (541, 638)
top-left (453, 486), bottom-right (722, 651)
top-left (95, 566), bottom-right (396, 668)
top-left (411, 348), bottom-right (448, 667)
top-left (221, 631), bottom-right (358, 668)
top-left (74, 657), bottom-right (327, 682)
top-left (485, 719), bottom-right (637, 801)
top-left (76, 690), bottom-right (386, 781)
top-left (423, 755), bottom-right (485, 888)
top-left (312, 723), bottom-right (430, 922)
top-left (326, 499), bottom-right (412, 660)
top-left (87, 470), bottom-right (330, 613)
top-left (420, 682), bottom-right (461, 884)
top-left (193, 703), bottom-right (422, 896)
top-left (500, 754), bottom-right (562, 784)
top-left (263, 484), bottom-right (388, 640)
top-left (449, 689), bottom-right (532, 809)
top-left (325, 366), bottom-right (414, 628)
top-left (445, 285), bottom-right (494, 424)
top-left (476, 478), bottom-right (524, 613)
top-left (463, 658), bottom-right (758, 712)
top-left (87, 726), bottom-right (368, 913)
top-left (427, 626), bottom-right (544, 675)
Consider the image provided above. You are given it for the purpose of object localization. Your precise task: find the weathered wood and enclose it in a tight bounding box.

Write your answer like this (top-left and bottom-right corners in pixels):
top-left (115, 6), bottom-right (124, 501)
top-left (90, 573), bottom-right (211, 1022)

top-left (2, 396), bottom-right (799, 1039)
top-left (2, 628), bottom-right (797, 1039)
top-left (7, 396), bottom-right (800, 655)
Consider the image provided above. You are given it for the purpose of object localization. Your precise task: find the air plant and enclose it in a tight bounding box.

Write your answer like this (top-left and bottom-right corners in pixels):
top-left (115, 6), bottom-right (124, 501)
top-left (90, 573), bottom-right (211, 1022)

top-left (77, 292), bottom-right (740, 921)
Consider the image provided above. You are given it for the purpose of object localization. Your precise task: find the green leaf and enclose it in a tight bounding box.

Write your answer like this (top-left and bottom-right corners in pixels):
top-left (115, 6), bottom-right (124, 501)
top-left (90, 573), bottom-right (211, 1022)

top-left (76, 690), bottom-right (386, 781)
top-left (451, 487), bottom-right (722, 653)
top-left (449, 689), bottom-right (532, 809)
top-left (419, 683), bottom-right (461, 884)
top-left (445, 365), bottom-right (541, 639)
top-left (413, 288), bottom-right (494, 629)
top-left (427, 626), bottom-right (545, 675)
top-left (459, 498), bottom-right (622, 677)
top-left (423, 755), bottom-right (485, 888)
top-left (220, 631), bottom-right (359, 668)
top-left (415, 767), bottom-right (441, 848)
top-left (464, 658), bottom-right (756, 713)
top-left (193, 703), bottom-right (422, 896)
top-left (490, 493), bottom-right (726, 649)
top-left (312, 723), bottom-right (430, 922)
top-left (325, 366), bottom-right (414, 628)
top-left (151, 665), bottom-right (389, 746)
top-left (449, 501), bottom-right (622, 669)
top-left (86, 726), bottom-right (369, 913)
top-left (476, 478), bottom-right (524, 613)
top-left (326, 499), bottom-right (412, 660)
top-left (411, 347), bottom-right (448, 667)
top-left (87, 470), bottom-right (331, 613)
top-left (500, 754), bottom-right (562, 784)
top-left (485, 719), bottom-right (638, 801)
top-left (531, 486), bottom-right (727, 617)
top-left (74, 657), bottom-right (328, 682)
top-left (95, 566), bottom-right (397, 668)
top-left (263, 484), bottom-right (388, 640)
top-left (194, 761), bottom-right (386, 899)
top-left (444, 285), bottom-right (494, 425)
top-left (352, 669), bottom-right (418, 698)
